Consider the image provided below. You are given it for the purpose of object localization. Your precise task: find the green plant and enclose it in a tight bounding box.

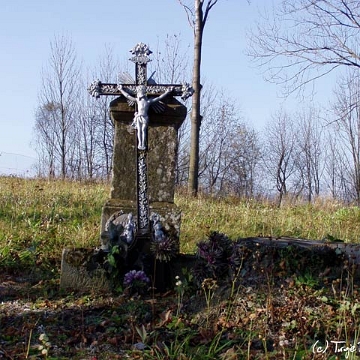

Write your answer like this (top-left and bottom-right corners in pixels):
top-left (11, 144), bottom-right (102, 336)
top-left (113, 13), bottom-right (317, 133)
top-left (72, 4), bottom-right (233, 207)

top-left (135, 324), bottom-right (149, 345)
top-left (294, 273), bottom-right (319, 288)
top-left (5, 177), bottom-right (360, 359)
top-left (26, 329), bottom-right (51, 359)
top-left (201, 278), bottom-right (218, 323)
top-left (151, 333), bottom-right (193, 359)
top-left (105, 245), bottom-right (123, 291)
top-left (192, 232), bottom-right (234, 285)
top-left (206, 330), bottom-right (234, 359)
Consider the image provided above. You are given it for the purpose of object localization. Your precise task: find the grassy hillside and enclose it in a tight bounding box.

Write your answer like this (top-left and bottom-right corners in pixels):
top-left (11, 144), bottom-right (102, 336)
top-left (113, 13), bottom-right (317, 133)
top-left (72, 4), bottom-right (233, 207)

top-left (0, 176), bottom-right (359, 274)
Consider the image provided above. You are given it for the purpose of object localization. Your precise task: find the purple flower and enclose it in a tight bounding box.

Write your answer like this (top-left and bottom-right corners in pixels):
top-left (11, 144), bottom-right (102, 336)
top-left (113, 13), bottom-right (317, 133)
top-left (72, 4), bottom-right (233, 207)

top-left (123, 270), bottom-right (150, 288)
top-left (150, 236), bottom-right (178, 262)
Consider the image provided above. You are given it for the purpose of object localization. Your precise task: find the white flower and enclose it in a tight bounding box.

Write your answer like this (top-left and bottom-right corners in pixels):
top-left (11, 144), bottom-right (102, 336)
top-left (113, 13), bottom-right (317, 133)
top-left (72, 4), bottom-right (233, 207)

top-left (39, 333), bottom-right (48, 342)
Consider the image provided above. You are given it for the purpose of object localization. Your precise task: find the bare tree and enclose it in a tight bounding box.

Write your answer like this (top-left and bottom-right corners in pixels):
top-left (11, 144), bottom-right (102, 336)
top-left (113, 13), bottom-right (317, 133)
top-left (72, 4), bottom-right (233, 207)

top-left (88, 45), bottom-right (119, 179)
top-left (323, 129), bottom-right (349, 200)
top-left (34, 103), bottom-right (59, 178)
top-left (185, 81), bottom-right (261, 197)
top-left (223, 124), bottom-right (261, 197)
top-left (35, 34), bottom-right (82, 178)
top-left (331, 69), bottom-right (360, 203)
top-left (197, 89), bottom-right (260, 197)
top-left (262, 109), bottom-right (297, 205)
top-left (198, 94), bottom-right (236, 194)
top-left (293, 107), bottom-right (325, 202)
top-left (178, 0), bottom-right (220, 195)
top-left (248, 0), bottom-right (360, 95)
top-left (151, 33), bottom-right (191, 84)
top-left (78, 88), bottom-right (101, 179)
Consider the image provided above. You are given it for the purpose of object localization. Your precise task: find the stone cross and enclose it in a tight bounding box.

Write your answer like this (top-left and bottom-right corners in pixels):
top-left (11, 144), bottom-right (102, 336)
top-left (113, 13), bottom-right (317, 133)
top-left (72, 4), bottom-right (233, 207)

top-left (88, 42), bottom-right (193, 238)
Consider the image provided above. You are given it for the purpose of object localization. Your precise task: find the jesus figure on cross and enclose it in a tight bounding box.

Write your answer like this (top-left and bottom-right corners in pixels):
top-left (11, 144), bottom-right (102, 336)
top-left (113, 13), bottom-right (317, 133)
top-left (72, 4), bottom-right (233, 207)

top-left (118, 84), bottom-right (174, 150)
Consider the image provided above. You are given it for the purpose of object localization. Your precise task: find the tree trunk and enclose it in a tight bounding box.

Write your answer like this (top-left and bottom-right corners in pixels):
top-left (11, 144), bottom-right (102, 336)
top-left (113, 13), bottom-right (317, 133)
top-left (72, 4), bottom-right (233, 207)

top-left (188, 0), bottom-right (204, 196)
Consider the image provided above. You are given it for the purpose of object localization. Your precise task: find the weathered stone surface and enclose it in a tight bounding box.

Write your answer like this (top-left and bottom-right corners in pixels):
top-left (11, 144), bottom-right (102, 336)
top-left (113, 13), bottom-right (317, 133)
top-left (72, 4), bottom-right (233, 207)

top-left (149, 202), bottom-right (182, 239)
top-left (100, 199), bottom-right (137, 233)
top-left (109, 96), bottom-right (186, 204)
top-left (60, 249), bottom-right (111, 292)
top-left (109, 100), bottom-right (137, 201)
top-left (243, 236), bottom-right (360, 266)
top-left (148, 125), bottom-right (178, 203)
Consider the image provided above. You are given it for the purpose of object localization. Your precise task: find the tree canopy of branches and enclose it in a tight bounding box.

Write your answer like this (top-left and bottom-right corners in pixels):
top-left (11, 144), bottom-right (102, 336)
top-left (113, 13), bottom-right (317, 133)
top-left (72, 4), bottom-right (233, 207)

top-left (34, 35), bottom-right (81, 179)
top-left (33, 32), bottom-right (360, 204)
top-left (197, 88), bottom-right (261, 196)
top-left (248, 0), bottom-right (360, 95)
top-left (262, 109), bottom-right (297, 205)
top-left (86, 45), bottom-right (119, 179)
top-left (331, 69), bottom-right (360, 204)
top-left (34, 36), bottom-right (120, 180)
top-left (293, 108), bottom-right (324, 201)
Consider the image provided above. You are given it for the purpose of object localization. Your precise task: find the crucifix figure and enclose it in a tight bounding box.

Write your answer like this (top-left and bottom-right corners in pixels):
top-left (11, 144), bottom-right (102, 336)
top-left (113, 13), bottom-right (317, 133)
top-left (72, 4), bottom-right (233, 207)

top-left (118, 84), bottom-right (174, 150)
top-left (89, 42), bottom-right (193, 238)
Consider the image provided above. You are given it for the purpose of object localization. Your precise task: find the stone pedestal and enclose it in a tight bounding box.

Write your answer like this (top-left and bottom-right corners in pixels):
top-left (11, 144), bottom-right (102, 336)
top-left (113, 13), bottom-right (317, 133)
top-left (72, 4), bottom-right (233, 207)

top-left (61, 42), bottom-right (192, 293)
top-left (101, 96), bottom-right (187, 237)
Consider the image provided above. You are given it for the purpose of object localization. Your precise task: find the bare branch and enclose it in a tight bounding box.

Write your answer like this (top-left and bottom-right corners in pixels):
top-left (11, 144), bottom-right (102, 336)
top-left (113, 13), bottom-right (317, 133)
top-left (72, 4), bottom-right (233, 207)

top-left (178, 0), bottom-right (195, 28)
top-left (248, 0), bottom-right (360, 95)
top-left (203, 0), bottom-right (220, 24)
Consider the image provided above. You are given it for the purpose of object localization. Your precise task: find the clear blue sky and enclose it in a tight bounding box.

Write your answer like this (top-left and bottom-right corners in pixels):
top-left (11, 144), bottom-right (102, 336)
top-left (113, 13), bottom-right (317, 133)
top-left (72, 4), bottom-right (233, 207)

top-left (0, 0), bottom-right (334, 175)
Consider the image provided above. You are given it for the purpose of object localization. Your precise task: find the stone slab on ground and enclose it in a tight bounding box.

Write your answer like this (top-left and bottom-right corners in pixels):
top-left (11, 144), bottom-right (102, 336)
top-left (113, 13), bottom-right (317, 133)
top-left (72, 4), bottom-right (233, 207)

top-left (60, 237), bottom-right (360, 293)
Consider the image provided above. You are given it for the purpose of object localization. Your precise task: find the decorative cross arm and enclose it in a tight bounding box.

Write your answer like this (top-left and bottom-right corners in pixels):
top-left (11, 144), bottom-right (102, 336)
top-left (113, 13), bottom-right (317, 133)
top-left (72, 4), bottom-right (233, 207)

top-left (88, 81), bottom-right (194, 101)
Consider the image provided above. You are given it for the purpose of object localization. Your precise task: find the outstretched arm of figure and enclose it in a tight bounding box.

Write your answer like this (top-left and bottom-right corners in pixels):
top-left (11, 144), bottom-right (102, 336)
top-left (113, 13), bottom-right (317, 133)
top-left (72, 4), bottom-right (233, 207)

top-left (150, 86), bottom-right (174, 104)
top-left (118, 85), bottom-right (136, 101)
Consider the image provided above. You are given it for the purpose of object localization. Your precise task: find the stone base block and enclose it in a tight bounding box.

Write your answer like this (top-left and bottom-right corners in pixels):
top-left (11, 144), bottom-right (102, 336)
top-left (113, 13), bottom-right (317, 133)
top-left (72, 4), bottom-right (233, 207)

top-left (101, 199), bottom-right (182, 239)
top-left (60, 246), bottom-right (196, 294)
top-left (60, 248), bottom-right (111, 293)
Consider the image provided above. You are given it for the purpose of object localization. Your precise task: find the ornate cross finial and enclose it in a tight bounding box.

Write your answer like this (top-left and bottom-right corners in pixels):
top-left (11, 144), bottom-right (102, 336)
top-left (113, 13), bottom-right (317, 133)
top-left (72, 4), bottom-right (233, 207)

top-left (129, 43), bottom-right (152, 65)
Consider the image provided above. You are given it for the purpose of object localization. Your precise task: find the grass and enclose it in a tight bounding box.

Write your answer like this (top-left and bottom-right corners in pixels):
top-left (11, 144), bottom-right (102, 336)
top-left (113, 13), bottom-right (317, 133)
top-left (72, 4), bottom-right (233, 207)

top-left (1, 176), bottom-right (360, 273)
top-left (176, 193), bottom-right (360, 253)
top-left (0, 177), bottom-right (105, 274)
top-left (2, 176), bottom-right (360, 359)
